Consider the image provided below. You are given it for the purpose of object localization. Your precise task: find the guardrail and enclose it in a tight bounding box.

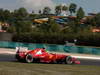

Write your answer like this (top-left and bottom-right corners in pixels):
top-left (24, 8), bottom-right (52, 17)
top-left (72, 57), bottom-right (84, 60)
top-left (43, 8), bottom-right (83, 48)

top-left (0, 41), bottom-right (100, 55)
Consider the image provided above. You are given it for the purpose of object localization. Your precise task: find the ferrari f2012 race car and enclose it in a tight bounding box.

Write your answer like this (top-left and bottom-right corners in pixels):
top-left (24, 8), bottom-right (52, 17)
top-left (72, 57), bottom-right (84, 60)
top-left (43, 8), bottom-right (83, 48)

top-left (15, 47), bottom-right (80, 64)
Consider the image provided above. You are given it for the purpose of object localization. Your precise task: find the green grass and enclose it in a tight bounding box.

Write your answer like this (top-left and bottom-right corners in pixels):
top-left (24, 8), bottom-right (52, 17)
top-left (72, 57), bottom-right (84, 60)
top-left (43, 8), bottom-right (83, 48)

top-left (0, 62), bottom-right (100, 75)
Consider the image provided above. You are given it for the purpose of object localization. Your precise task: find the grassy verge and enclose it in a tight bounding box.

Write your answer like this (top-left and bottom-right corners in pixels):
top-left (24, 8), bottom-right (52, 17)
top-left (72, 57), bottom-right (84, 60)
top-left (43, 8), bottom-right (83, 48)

top-left (0, 62), bottom-right (100, 75)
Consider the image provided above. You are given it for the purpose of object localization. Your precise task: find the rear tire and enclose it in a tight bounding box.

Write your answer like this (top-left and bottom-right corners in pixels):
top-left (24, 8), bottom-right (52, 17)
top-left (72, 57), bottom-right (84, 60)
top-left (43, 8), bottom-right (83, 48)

top-left (65, 56), bottom-right (73, 65)
top-left (25, 54), bottom-right (33, 63)
top-left (15, 54), bottom-right (22, 62)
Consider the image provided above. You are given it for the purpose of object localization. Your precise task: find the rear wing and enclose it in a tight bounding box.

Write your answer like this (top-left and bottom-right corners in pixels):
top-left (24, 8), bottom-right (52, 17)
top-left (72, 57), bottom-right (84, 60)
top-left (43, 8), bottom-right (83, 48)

top-left (16, 47), bottom-right (28, 52)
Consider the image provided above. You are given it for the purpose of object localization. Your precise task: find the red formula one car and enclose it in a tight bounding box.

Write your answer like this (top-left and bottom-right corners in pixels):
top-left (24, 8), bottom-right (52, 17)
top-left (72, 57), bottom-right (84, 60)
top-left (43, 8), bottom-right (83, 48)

top-left (15, 47), bottom-right (80, 64)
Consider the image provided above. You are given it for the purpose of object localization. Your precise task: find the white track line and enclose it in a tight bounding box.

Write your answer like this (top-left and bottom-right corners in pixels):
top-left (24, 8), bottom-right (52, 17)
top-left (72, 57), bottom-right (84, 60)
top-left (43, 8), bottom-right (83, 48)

top-left (0, 51), bottom-right (15, 54)
top-left (52, 52), bottom-right (100, 60)
top-left (6, 52), bottom-right (15, 54)
top-left (72, 56), bottom-right (100, 60)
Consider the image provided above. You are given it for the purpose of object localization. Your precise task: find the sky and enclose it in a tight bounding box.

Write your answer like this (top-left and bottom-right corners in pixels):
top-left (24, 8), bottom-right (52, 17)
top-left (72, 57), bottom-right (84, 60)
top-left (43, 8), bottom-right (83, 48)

top-left (0, 0), bottom-right (100, 14)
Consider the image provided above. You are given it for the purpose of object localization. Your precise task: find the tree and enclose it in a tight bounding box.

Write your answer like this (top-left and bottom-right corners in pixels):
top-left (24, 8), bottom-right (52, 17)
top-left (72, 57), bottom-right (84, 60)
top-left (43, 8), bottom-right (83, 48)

top-left (38, 10), bottom-right (42, 14)
top-left (0, 9), bottom-right (5, 21)
top-left (43, 7), bottom-right (51, 15)
top-left (7, 25), bottom-right (16, 33)
top-left (55, 5), bottom-right (68, 16)
top-left (69, 3), bottom-right (77, 16)
top-left (61, 26), bottom-right (73, 33)
top-left (0, 9), bottom-right (12, 23)
top-left (32, 10), bottom-right (35, 14)
top-left (55, 5), bottom-right (62, 15)
top-left (49, 18), bottom-right (61, 33)
top-left (17, 7), bottom-right (28, 17)
top-left (15, 21), bottom-right (32, 33)
top-left (62, 5), bottom-right (68, 11)
top-left (3, 9), bottom-right (12, 22)
top-left (91, 13), bottom-right (100, 26)
top-left (38, 23), bottom-right (50, 32)
top-left (13, 7), bottom-right (28, 20)
top-left (76, 7), bottom-right (85, 20)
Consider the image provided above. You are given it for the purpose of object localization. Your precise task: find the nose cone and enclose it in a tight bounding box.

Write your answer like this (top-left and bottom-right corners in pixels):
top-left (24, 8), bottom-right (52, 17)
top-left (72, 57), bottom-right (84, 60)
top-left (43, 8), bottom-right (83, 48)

top-left (75, 61), bottom-right (80, 64)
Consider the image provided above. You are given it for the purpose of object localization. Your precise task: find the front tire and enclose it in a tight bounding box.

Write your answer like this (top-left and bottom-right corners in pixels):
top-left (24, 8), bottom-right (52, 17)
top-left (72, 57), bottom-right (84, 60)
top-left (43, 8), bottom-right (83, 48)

top-left (25, 54), bottom-right (33, 63)
top-left (65, 56), bottom-right (73, 65)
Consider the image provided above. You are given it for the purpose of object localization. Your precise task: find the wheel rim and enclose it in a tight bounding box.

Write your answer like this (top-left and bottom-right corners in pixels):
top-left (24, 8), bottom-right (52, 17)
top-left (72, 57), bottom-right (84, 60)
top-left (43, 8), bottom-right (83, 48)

top-left (67, 59), bottom-right (73, 64)
top-left (26, 54), bottom-right (33, 63)
top-left (66, 56), bottom-right (73, 64)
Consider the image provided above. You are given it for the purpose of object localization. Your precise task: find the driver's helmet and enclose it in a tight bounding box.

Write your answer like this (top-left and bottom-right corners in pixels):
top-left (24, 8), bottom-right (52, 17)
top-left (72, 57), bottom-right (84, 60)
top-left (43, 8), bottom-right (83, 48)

top-left (42, 47), bottom-right (45, 49)
top-left (42, 47), bottom-right (49, 52)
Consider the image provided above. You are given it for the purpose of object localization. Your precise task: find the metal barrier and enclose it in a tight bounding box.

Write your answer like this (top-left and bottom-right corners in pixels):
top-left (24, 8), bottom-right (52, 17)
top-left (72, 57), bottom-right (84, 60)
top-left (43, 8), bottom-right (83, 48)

top-left (0, 41), bottom-right (100, 55)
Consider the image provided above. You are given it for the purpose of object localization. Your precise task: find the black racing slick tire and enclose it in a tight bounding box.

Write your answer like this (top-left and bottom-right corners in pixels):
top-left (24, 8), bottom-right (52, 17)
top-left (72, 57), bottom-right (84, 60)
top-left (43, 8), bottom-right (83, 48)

top-left (15, 54), bottom-right (22, 62)
top-left (65, 56), bottom-right (73, 65)
top-left (25, 54), bottom-right (33, 63)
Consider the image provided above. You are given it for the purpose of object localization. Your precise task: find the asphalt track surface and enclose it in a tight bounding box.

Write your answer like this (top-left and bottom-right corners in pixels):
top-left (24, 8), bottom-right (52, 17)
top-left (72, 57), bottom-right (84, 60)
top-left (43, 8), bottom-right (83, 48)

top-left (0, 54), bottom-right (100, 66)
